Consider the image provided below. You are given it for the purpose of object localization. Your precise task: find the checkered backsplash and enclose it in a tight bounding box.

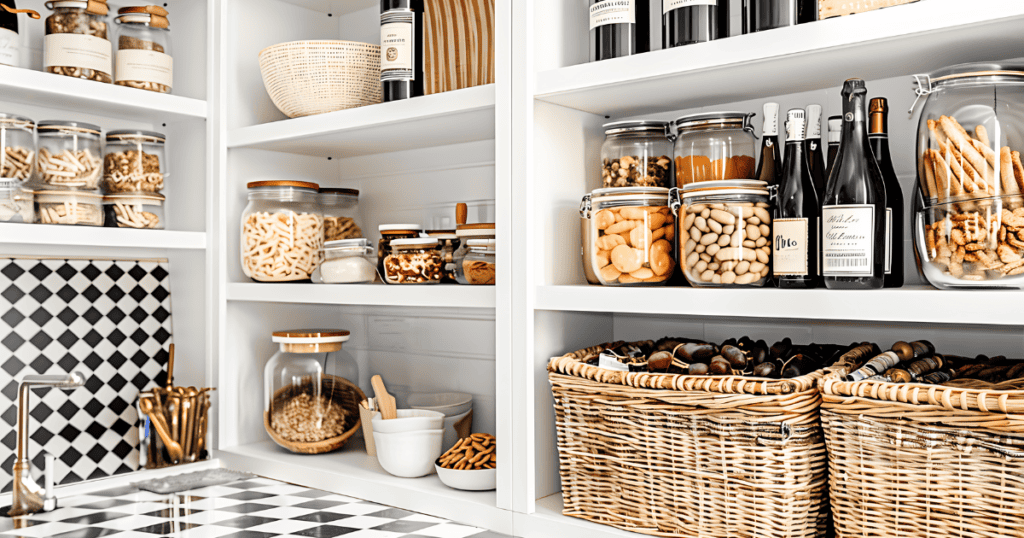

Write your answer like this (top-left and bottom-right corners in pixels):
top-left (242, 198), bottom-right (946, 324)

top-left (0, 258), bottom-right (173, 493)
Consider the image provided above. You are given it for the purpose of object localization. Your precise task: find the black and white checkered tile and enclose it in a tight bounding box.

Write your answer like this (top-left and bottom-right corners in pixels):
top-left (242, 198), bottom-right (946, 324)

top-left (0, 477), bottom-right (512, 538)
top-left (0, 258), bottom-right (173, 493)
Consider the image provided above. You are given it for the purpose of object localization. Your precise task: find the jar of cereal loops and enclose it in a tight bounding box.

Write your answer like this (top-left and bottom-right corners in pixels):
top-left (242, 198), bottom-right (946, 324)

top-left (241, 181), bottom-right (324, 283)
top-left (113, 5), bottom-right (172, 93)
top-left (43, 0), bottom-right (112, 83)
top-left (103, 130), bottom-right (165, 193)
top-left (580, 187), bottom-right (676, 286)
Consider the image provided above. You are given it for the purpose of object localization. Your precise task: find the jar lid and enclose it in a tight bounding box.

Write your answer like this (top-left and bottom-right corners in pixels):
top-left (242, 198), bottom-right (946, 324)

top-left (106, 129), bottom-right (166, 143)
top-left (379, 224), bottom-right (422, 232)
top-left (924, 60), bottom-right (1024, 87)
top-left (603, 120), bottom-right (670, 136)
top-left (102, 192), bottom-right (165, 204)
top-left (38, 120), bottom-right (101, 136)
top-left (0, 113), bottom-right (33, 128)
top-left (680, 180), bottom-right (769, 199)
top-left (391, 237), bottom-right (439, 247)
top-left (115, 5), bottom-right (168, 28)
top-left (425, 229), bottom-right (456, 236)
top-left (456, 223), bottom-right (496, 237)
top-left (324, 238), bottom-right (370, 250)
top-left (590, 187), bottom-right (670, 204)
top-left (272, 329), bottom-right (351, 344)
top-left (467, 239), bottom-right (496, 248)
top-left (319, 187), bottom-right (359, 197)
top-left (674, 112), bottom-right (755, 133)
top-left (34, 190), bottom-right (103, 200)
top-left (247, 180), bottom-right (319, 191)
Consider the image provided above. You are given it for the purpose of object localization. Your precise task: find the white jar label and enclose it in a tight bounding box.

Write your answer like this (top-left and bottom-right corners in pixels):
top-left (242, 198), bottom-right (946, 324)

top-left (884, 207), bottom-right (892, 274)
top-left (116, 49), bottom-right (173, 88)
top-left (381, 15), bottom-right (414, 82)
top-left (664, 0), bottom-right (716, 14)
top-left (0, 28), bottom-right (19, 67)
top-left (44, 33), bottom-right (112, 74)
top-left (822, 205), bottom-right (875, 276)
top-left (590, 0), bottom-right (635, 30)
top-left (773, 218), bottom-right (808, 276)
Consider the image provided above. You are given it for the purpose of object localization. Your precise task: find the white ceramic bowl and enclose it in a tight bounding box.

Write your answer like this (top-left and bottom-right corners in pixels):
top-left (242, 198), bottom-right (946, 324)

top-left (371, 409), bottom-right (445, 434)
top-left (435, 463), bottom-right (497, 491)
top-left (441, 409), bottom-right (472, 452)
top-left (408, 392), bottom-right (473, 417)
top-left (374, 429), bottom-right (443, 478)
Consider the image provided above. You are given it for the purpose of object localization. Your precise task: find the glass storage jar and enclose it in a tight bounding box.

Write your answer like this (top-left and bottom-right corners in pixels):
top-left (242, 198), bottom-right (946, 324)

top-left (35, 120), bottom-right (102, 191)
top-left (241, 180), bottom-right (324, 283)
top-left (103, 130), bottom-right (166, 193)
top-left (264, 329), bottom-right (359, 451)
top-left (319, 188), bottom-right (363, 241)
top-left (315, 239), bottom-right (377, 284)
top-left (103, 192), bottom-right (163, 229)
top-left (671, 180), bottom-right (772, 287)
top-left (44, 0), bottom-right (112, 83)
top-left (674, 112), bottom-right (757, 186)
top-left (0, 179), bottom-right (32, 222)
top-left (455, 239), bottom-right (496, 285)
top-left (113, 6), bottom-right (172, 93)
top-left (0, 113), bottom-right (34, 182)
top-left (580, 187), bottom-right (675, 286)
top-left (35, 189), bottom-right (103, 225)
top-left (383, 237), bottom-right (443, 284)
top-left (601, 121), bottom-right (673, 189)
top-left (426, 230), bottom-right (460, 282)
top-left (377, 224), bottom-right (422, 276)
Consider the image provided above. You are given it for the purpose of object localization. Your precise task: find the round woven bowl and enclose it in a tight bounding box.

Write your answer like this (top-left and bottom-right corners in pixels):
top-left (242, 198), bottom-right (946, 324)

top-left (264, 374), bottom-right (366, 455)
top-left (258, 40), bottom-right (383, 119)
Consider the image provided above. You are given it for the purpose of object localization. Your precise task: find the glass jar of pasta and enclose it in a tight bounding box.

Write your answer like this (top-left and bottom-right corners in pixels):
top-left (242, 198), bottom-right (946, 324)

top-left (241, 180), bottom-right (324, 283)
top-left (34, 120), bottom-right (102, 191)
top-left (44, 0), bottom-right (112, 83)
top-left (113, 5), bottom-right (172, 93)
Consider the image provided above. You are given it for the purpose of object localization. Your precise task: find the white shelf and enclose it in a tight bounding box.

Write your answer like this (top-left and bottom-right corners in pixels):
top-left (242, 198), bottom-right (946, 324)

top-left (535, 0), bottom-right (1024, 117)
top-left (226, 282), bottom-right (496, 308)
top-left (0, 66), bottom-right (208, 123)
top-left (277, 0), bottom-right (373, 15)
top-left (514, 494), bottom-right (643, 538)
top-left (0, 223), bottom-right (207, 250)
top-left (534, 285), bottom-right (1023, 326)
top-left (217, 440), bottom-right (513, 534)
top-left (227, 85), bottom-right (496, 158)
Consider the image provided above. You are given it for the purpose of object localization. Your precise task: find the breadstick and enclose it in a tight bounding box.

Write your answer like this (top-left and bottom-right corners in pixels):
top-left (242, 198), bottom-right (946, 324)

top-left (927, 119), bottom-right (948, 147)
top-left (1000, 147), bottom-right (1021, 196)
top-left (922, 151), bottom-right (939, 200)
top-left (1012, 151), bottom-right (1024, 194)
top-left (936, 147), bottom-right (964, 196)
top-left (973, 139), bottom-right (998, 170)
top-left (942, 115), bottom-right (971, 141)
top-left (975, 125), bottom-right (991, 147)
top-left (941, 116), bottom-right (994, 187)
top-left (930, 149), bottom-right (951, 200)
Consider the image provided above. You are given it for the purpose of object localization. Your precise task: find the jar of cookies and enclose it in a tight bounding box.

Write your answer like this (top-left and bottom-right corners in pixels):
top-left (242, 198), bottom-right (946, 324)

top-left (43, 0), bottom-right (112, 83)
top-left (103, 130), bottom-right (165, 193)
top-left (0, 113), bottom-right (35, 183)
top-left (600, 121), bottom-right (673, 189)
top-left (319, 188), bottom-right (363, 242)
top-left (113, 6), bottom-right (172, 93)
top-left (35, 121), bottom-right (102, 191)
top-left (383, 238), bottom-right (444, 285)
top-left (674, 112), bottom-right (757, 186)
top-left (580, 187), bottom-right (676, 286)
top-left (454, 239), bottom-right (496, 285)
top-left (241, 181), bottom-right (324, 283)
top-left (671, 180), bottom-right (772, 287)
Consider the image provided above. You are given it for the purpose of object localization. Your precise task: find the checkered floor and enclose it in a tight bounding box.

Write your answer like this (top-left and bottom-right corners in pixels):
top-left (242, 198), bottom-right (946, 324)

top-left (0, 476), bottom-right (511, 538)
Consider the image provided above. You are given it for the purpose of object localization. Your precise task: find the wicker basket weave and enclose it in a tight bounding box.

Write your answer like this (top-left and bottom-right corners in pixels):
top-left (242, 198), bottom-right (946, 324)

top-left (264, 374), bottom-right (365, 455)
top-left (821, 376), bottom-right (1024, 538)
top-left (258, 40), bottom-right (382, 119)
top-left (549, 341), bottom-right (852, 538)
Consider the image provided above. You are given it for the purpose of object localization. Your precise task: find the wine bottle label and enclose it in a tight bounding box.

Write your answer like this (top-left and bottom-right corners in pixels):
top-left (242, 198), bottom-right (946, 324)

top-left (381, 10), bottom-right (415, 82)
top-left (822, 205), bottom-right (875, 276)
top-left (884, 208), bottom-right (892, 274)
top-left (664, 0), bottom-right (715, 14)
top-left (590, 0), bottom-right (635, 30)
top-left (806, 105), bottom-right (823, 139)
top-left (763, 103), bottom-right (780, 136)
top-left (44, 33), bottom-right (112, 74)
top-left (773, 218), bottom-right (808, 276)
top-left (0, 28), bottom-right (18, 68)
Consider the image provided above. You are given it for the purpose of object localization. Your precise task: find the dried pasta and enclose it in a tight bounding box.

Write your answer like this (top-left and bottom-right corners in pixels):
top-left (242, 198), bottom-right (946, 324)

top-left (242, 210), bottom-right (324, 282)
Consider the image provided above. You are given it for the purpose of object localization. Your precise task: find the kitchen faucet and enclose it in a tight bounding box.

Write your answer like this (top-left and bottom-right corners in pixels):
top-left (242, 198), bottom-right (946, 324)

top-left (9, 372), bottom-right (85, 517)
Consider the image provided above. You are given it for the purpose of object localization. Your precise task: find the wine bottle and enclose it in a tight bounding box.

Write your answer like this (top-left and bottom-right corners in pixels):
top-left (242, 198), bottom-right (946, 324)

top-left (774, 109), bottom-right (820, 289)
top-left (822, 79), bottom-right (886, 289)
top-left (381, 0), bottom-right (425, 102)
top-left (663, 0), bottom-right (729, 48)
top-left (824, 115), bottom-right (842, 181)
top-left (0, 0), bottom-right (20, 68)
top-left (805, 104), bottom-right (826, 198)
top-left (869, 97), bottom-right (905, 288)
top-left (756, 102), bottom-right (783, 187)
top-left (590, 0), bottom-right (650, 62)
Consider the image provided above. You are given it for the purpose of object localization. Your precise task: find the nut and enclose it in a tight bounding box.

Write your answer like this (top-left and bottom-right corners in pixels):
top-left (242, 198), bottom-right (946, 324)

top-left (681, 202), bottom-right (771, 286)
top-left (602, 155), bottom-right (671, 188)
top-left (591, 205), bottom-right (675, 285)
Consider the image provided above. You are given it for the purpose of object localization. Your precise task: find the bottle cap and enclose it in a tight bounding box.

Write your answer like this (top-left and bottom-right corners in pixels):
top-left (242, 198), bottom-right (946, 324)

top-left (785, 109), bottom-right (805, 141)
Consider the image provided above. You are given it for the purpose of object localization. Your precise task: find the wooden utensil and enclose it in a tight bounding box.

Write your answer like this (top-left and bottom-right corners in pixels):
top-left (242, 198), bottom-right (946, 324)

top-left (370, 375), bottom-right (397, 420)
top-left (456, 203), bottom-right (468, 226)
top-left (166, 344), bottom-right (175, 388)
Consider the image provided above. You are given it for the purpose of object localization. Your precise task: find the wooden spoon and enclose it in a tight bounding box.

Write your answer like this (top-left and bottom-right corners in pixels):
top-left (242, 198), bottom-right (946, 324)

top-left (370, 375), bottom-right (397, 420)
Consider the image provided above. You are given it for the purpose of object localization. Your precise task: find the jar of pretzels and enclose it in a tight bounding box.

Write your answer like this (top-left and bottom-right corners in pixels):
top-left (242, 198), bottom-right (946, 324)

top-left (580, 187), bottom-right (676, 286)
top-left (34, 120), bottom-right (102, 191)
top-left (43, 0), bottom-right (112, 83)
top-left (0, 113), bottom-right (35, 183)
top-left (318, 188), bottom-right (363, 242)
top-left (113, 5), bottom-right (172, 93)
top-left (103, 130), bottom-right (165, 193)
top-left (241, 181), bottom-right (324, 283)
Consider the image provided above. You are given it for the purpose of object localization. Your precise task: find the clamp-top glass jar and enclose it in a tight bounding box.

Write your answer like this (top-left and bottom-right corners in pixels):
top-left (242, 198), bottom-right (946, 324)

top-left (601, 121), bottom-right (673, 189)
top-left (580, 187), bottom-right (676, 286)
top-left (44, 0), bottom-right (112, 83)
top-left (103, 130), bottom-right (166, 193)
top-left (35, 120), bottom-right (102, 191)
top-left (0, 113), bottom-right (34, 182)
top-left (113, 5), bottom-right (172, 93)
top-left (319, 188), bottom-right (363, 242)
top-left (674, 112), bottom-right (757, 186)
top-left (241, 181), bottom-right (324, 283)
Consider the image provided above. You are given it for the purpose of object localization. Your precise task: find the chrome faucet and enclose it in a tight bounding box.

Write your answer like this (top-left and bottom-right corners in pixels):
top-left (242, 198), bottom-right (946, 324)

top-left (9, 372), bottom-right (85, 517)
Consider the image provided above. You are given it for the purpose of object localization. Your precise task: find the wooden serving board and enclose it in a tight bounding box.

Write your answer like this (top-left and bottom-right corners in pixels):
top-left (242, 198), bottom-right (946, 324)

top-left (424, 0), bottom-right (495, 95)
top-left (819, 0), bottom-right (922, 20)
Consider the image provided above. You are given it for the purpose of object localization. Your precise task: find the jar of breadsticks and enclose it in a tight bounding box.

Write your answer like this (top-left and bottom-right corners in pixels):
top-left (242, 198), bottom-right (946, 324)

top-left (580, 187), bottom-right (676, 286)
top-left (103, 192), bottom-right (163, 229)
top-left (113, 6), bottom-right (172, 93)
top-left (103, 130), bottom-right (165, 193)
top-left (34, 120), bottom-right (102, 191)
top-left (319, 188), bottom-right (363, 242)
top-left (35, 190), bottom-right (103, 226)
top-left (0, 113), bottom-right (35, 183)
top-left (241, 181), bottom-right (324, 283)
top-left (43, 0), bottom-right (113, 84)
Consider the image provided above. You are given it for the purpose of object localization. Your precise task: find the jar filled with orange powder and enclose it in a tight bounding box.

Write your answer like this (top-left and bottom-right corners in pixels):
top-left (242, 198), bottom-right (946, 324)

top-left (673, 112), bottom-right (757, 186)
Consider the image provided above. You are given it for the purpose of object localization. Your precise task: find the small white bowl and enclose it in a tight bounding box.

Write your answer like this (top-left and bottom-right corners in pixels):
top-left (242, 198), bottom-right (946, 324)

top-left (435, 463), bottom-right (497, 491)
top-left (408, 392), bottom-right (473, 417)
top-left (374, 429), bottom-right (443, 478)
top-left (371, 409), bottom-right (445, 434)
top-left (441, 409), bottom-right (472, 452)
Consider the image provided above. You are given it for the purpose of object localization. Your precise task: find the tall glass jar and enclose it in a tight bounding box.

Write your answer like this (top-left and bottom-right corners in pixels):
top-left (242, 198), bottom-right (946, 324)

top-left (35, 120), bottom-right (102, 191)
top-left (241, 181), bottom-right (324, 283)
top-left (674, 112), bottom-right (757, 186)
top-left (113, 6), bottom-right (172, 93)
top-left (454, 239), bottom-right (496, 285)
top-left (377, 224), bottom-right (422, 276)
top-left (601, 121), bottom-right (673, 189)
top-left (319, 188), bottom-right (363, 242)
top-left (44, 0), bottom-right (112, 83)
top-left (103, 130), bottom-right (166, 193)
top-left (580, 187), bottom-right (676, 286)
top-left (0, 113), bottom-right (34, 182)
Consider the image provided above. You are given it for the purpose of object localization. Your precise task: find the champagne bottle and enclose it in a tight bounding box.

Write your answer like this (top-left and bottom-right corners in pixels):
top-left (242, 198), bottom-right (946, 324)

top-left (381, 0), bottom-right (425, 102)
top-left (756, 102), bottom-right (783, 187)
top-left (805, 104), bottom-right (827, 198)
top-left (869, 97), bottom-right (905, 288)
top-left (774, 109), bottom-right (820, 289)
top-left (824, 115), bottom-right (842, 180)
top-left (821, 78), bottom-right (886, 289)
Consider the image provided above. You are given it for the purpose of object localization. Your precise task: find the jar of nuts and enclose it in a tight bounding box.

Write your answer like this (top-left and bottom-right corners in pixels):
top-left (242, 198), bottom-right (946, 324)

top-left (319, 188), bottom-right (363, 242)
top-left (601, 121), bottom-right (673, 189)
top-left (103, 130), bottom-right (165, 193)
top-left (102, 192), bottom-right (163, 229)
top-left (581, 187), bottom-right (676, 286)
top-left (377, 224), bottom-right (423, 276)
top-left (241, 181), bottom-right (325, 283)
top-left (0, 113), bottom-right (35, 183)
top-left (384, 237), bottom-right (444, 285)
top-left (113, 6), bottom-right (172, 93)
top-left (43, 0), bottom-right (112, 83)
top-left (671, 180), bottom-right (772, 287)
top-left (34, 121), bottom-right (102, 191)
top-left (673, 112), bottom-right (757, 186)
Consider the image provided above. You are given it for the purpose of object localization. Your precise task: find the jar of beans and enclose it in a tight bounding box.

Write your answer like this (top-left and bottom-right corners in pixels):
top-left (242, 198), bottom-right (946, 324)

top-left (43, 0), bottom-right (112, 83)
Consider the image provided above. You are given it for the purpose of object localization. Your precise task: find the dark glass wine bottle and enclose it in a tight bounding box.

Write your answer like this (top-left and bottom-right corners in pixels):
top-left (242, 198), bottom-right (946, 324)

top-left (869, 97), bottom-right (905, 288)
top-left (821, 79), bottom-right (886, 289)
top-left (756, 102), bottom-right (783, 187)
top-left (824, 115), bottom-right (842, 182)
top-left (805, 104), bottom-right (826, 198)
top-left (798, 0), bottom-right (818, 23)
top-left (590, 0), bottom-right (649, 62)
top-left (663, 0), bottom-right (729, 48)
top-left (0, 0), bottom-right (20, 67)
top-left (774, 109), bottom-right (820, 289)
top-left (381, 0), bottom-right (424, 102)
top-left (753, 0), bottom-right (799, 32)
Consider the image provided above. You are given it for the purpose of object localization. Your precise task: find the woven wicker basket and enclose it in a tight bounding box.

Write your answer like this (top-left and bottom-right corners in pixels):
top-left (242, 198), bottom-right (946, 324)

top-left (264, 374), bottom-right (365, 455)
top-left (821, 376), bottom-right (1024, 538)
top-left (548, 341), bottom-right (852, 538)
top-left (258, 40), bottom-right (382, 119)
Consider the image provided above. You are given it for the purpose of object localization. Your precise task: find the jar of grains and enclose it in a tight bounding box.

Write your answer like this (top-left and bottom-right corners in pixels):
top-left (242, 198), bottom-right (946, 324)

top-left (113, 5), bottom-right (172, 93)
top-left (0, 113), bottom-right (35, 182)
top-left (43, 0), bottom-right (112, 83)
top-left (103, 130), bottom-right (165, 193)
top-left (319, 188), bottom-right (363, 242)
top-left (241, 181), bottom-right (324, 283)
top-left (600, 121), bottom-right (673, 189)
top-left (35, 120), bottom-right (102, 191)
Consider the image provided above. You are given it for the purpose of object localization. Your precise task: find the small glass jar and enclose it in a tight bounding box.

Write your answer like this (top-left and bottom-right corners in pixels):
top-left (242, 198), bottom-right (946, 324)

top-left (671, 180), bottom-right (772, 287)
top-left (601, 121), bottom-right (673, 189)
top-left (0, 113), bottom-right (35, 182)
top-left (113, 6), bottom-right (172, 93)
top-left (674, 112), bottom-right (757, 186)
top-left (241, 180), bottom-right (324, 283)
top-left (590, 0), bottom-right (649, 62)
top-left (44, 0), bottom-right (112, 83)
top-left (35, 120), bottom-right (102, 191)
top-left (455, 239), bottom-right (496, 285)
top-left (427, 230), bottom-right (460, 283)
top-left (320, 188), bottom-right (363, 242)
top-left (580, 187), bottom-right (676, 286)
top-left (383, 238), bottom-right (443, 285)
top-left (35, 189), bottom-right (103, 226)
top-left (316, 239), bottom-right (377, 284)
top-left (103, 130), bottom-right (166, 194)
top-left (377, 224), bottom-right (422, 276)
top-left (102, 192), bottom-right (164, 229)
top-left (0, 179), bottom-right (32, 222)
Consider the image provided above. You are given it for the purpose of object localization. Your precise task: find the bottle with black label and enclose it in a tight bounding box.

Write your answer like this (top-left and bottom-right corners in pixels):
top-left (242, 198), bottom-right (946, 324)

top-left (869, 97), bottom-right (905, 288)
top-left (663, 0), bottom-right (729, 48)
top-left (824, 115), bottom-right (842, 186)
top-left (590, 0), bottom-right (649, 62)
top-left (381, 0), bottom-right (424, 102)
top-left (821, 78), bottom-right (886, 289)
top-left (755, 102), bottom-right (783, 187)
top-left (805, 104), bottom-right (826, 198)
top-left (774, 109), bottom-right (820, 289)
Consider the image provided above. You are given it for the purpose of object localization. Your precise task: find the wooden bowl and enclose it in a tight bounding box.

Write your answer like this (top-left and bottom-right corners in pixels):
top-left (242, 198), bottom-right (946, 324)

top-left (263, 375), bottom-right (365, 455)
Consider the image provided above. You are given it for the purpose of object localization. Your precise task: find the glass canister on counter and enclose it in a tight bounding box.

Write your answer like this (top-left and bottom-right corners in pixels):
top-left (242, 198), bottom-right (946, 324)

top-left (43, 0), bottom-right (112, 83)
top-left (0, 113), bottom-right (35, 182)
top-left (601, 121), bottom-right (673, 189)
top-left (103, 130), bottom-right (165, 193)
top-left (383, 237), bottom-right (444, 284)
top-left (580, 187), bottom-right (675, 286)
top-left (671, 180), bottom-right (772, 287)
top-left (319, 188), bottom-right (363, 242)
top-left (241, 181), bottom-right (324, 283)
top-left (316, 239), bottom-right (377, 284)
top-left (426, 229), bottom-right (460, 282)
top-left (454, 239), bottom-right (496, 285)
top-left (35, 189), bottom-right (103, 225)
top-left (102, 192), bottom-right (163, 229)
top-left (377, 224), bottom-right (423, 276)
top-left (34, 121), bottom-right (102, 191)
top-left (113, 5), bottom-right (172, 93)
top-left (674, 112), bottom-right (757, 187)
top-left (0, 180), bottom-right (32, 222)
